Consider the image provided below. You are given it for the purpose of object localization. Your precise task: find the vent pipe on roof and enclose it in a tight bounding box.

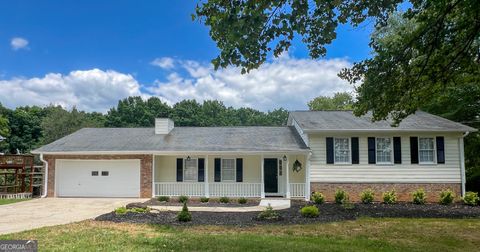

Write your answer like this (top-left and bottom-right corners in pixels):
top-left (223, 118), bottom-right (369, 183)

top-left (155, 118), bottom-right (174, 134)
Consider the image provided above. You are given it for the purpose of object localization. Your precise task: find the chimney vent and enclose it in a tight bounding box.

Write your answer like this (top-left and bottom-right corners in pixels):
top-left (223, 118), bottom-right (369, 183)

top-left (155, 118), bottom-right (174, 134)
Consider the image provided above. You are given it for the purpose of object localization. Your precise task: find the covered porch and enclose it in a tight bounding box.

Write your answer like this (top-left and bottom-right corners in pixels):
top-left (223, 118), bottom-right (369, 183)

top-left (152, 153), bottom-right (309, 199)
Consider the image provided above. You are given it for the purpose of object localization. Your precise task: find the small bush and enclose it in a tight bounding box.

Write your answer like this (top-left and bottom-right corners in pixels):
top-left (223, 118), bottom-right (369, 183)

top-left (412, 188), bottom-right (427, 205)
top-left (238, 197), bottom-right (248, 204)
top-left (157, 196), bottom-right (170, 202)
top-left (439, 189), bottom-right (455, 205)
top-left (300, 205), bottom-right (319, 218)
top-left (219, 197), bottom-right (230, 203)
top-left (311, 192), bottom-right (325, 204)
top-left (114, 206), bottom-right (128, 215)
top-left (178, 195), bottom-right (189, 203)
top-left (177, 202), bottom-right (192, 222)
top-left (257, 204), bottom-right (280, 220)
top-left (200, 197), bottom-right (209, 203)
top-left (130, 207), bottom-right (150, 213)
top-left (335, 189), bottom-right (349, 204)
top-left (383, 190), bottom-right (397, 204)
top-left (463, 191), bottom-right (479, 206)
top-left (360, 189), bottom-right (375, 204)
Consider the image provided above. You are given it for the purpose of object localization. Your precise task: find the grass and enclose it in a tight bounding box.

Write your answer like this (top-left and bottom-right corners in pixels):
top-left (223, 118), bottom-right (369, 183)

top-left (0, 198), bottom-right (30, 205)
top-left (1, 218), bottom-right (479, 251)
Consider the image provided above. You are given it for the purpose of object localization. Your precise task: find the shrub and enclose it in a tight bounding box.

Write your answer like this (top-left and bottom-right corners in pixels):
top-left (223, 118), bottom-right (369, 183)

top-left (383, 190), bottom-right (397, 204)
top-left (177, 202), bottom-right (192, 222)
top-left (463, 191), bottom-right (479, 206)
top-left (131, 207), bottom-right (150, 213)
top-left (114, 206), bottom-right (128, 215)
top-left (200, 197), bottom-right (209, 203)
top-left (300, 205), bottom-right (319, 218)
top-left (238, 197), bottom-right (248, 204)
top-left (219, 197), bottom-right (230, 203)
top-left (335, 189), bottom-right (349, 204)
top-left (311, 192), bottom-right (325, 204)
top-left (412, 188), bottom-right (427, 205)
top-left (439, 189), bottom-right (455, 205)
top-left (257, 204), bottom-right (280, 220)
top-left (157, 196), bottom-right (170, 202)
top-left (178, 195), bottom-right (189, 203)
top-left (360, 188), bottom-right (375, 204)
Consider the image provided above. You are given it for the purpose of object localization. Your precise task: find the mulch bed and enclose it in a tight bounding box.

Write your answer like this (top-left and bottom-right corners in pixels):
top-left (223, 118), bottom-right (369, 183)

top-left (95, 201), bottom-right (480, 226)
top-left (144, 198), bottom-right (260, 207)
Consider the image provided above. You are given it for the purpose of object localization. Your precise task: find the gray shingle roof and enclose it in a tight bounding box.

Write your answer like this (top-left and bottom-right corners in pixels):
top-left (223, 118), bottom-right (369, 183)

top-left (289, 110), bottom-right (477, 132)
top-left (32, 126), bottom-right (309, 153)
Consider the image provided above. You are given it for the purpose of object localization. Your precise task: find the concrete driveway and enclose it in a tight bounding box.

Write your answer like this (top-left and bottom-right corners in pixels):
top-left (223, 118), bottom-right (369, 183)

top-left (0, 198), bottom-right (144, 235)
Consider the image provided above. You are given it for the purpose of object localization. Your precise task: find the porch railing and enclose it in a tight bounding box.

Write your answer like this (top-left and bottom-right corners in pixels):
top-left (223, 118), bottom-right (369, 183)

top-left (289, 183), bottom-right (306, 198)
top-left (154, 182), bottom-right (205, 197)
top-left (209, 183), bottom-right (261, 197)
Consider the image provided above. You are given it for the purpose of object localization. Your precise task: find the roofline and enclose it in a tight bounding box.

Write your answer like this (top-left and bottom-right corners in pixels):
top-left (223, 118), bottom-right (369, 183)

top-left (31, 150), bottom-right (311, 155)
top-left (302, 129), bottom-right (477, 133)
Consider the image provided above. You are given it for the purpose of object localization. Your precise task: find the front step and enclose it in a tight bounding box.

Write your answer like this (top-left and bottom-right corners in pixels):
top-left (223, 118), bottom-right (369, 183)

top-left (259, 198), bottom-right (291, 209)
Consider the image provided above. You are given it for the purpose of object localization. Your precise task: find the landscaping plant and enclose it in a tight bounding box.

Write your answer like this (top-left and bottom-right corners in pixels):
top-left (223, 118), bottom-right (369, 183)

top-left (412, 188), bottom-right (427, 205)
top-left (114, 207), bottom-right (128, 215)
top-left (463, 191), bottom-right (479, 206)
top-left (360, 188), bottom-right (375, 204)
top-left (257, 204), bottom-right (280, 220)
top-left (311, 192), bottom-right (325, 204)
top-left (130, 207), bottom-right (151, 213)
top-left (334, 189), bottom-right (349, 204)
top-left (383, 190), bottom-right (397, 204)
top-left (157, 196), bottom-right (170, 202)
top-left (177, 202), bottom-right (192, 222)
top-left (300, 205), bottom-right (319, 218)
top-left (219, 197), bottom-right (230, 203)
top-left (200, 197), bottom-right (209, 203)
top-left (178, 195), bottom-right (189, 203)
top-left (439, 189), bottom-right (455, 205)
top-left (238, 197), bottom-right (247, 204)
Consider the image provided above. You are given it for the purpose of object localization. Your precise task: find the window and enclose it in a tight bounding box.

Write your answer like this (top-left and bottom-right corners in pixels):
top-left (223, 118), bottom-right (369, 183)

top-left (91, 171), bottom-right (98, 176)
top-left (376, 138), bottom-right (393, 164)
top-left (419, 138), bottom-right (435, 164)
top-left (334, 138), bottom-right (350, 164)
top-left (184, 159), bottom-right (198, 181)
top-left (101, 171), bottom-right (109, 176)
top-left (221, 158), bottom-right (235, 181)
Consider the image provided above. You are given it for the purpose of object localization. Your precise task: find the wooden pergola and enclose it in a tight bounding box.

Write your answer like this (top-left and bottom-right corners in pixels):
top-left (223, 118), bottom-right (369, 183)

top-left (0, 155), bottom-right (43, 198)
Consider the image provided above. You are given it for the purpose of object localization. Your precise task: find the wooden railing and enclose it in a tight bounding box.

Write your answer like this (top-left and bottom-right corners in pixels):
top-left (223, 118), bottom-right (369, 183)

top-left (209, 183), bottom-right (261, 197)
top-left (289, 183), bottom-right (306, 198)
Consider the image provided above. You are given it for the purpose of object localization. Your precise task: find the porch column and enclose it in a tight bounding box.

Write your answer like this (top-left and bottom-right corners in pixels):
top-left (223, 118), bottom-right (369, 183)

top-left (260, 154), bottom-right (265, 198)
top-left (152, 155), bottom-right (156, 198)
top-left (285, 155), bottom-right (290, 198)
top-left (305, 153), bottom-right (312, 201)
top-left (205, 155), bottom-right (209, 197)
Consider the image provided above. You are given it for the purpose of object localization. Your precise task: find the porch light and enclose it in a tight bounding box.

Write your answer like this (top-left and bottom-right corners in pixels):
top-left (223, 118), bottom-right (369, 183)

top-left (186, 156), bottom-right (191, 161)
top-left (282, 155), bottom-right (287, 161)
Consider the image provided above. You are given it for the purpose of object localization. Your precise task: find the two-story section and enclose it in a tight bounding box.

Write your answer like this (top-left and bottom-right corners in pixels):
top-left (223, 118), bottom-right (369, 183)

top-left (288, 110), bottom-right (477, 201)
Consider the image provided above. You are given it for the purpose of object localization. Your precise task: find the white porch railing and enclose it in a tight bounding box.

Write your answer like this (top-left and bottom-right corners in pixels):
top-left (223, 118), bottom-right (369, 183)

top-left (209, 183), bottom-right (261, 197)
top-left (155, 182), bottom-right (205, 197)
top-left (289, 183), bottom-right (306, 198)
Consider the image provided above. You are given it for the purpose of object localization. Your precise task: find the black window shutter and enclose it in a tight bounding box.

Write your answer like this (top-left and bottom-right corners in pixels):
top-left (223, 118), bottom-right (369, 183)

top-left (198, 158), bottom-right (205, 182)
top-left (393, 137), bottom-right (402, 164)
top-left (176, 158), bottom-right (183, 182)
top-left (236, 158), bottom-right (243, 182)
top-left (436, 136), bottom-right (445, 164)
top-left (214, 158), bottom-right (221, 182)
top-left (326, 137), bottom-right (334, 164)
top-left (351, 137), bottom-right (359, 164)
top-left (410, 137), bottom-right (419, 164)
top-left (368, 137), bottom-right (376, 164)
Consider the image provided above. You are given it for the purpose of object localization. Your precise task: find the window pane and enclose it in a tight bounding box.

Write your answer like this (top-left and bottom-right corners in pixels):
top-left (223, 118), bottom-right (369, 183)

top-left (334, 138), bottom-right (350, 163)
top-left (376, 138), bottom-right (392, 163)
top-left (184, 159), bottom-right (198, 181)
top-left (419, 138), bottom-right (435, 163)
top-left (222, 159), bottom-right (235, 181)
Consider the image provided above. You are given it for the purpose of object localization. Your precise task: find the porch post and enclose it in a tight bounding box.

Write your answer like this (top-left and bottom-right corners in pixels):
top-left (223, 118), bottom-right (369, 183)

top-left (152, 155), bottom-right (156, 198)
top-left (305, 153), bottom-right (311, 201)
top-left (261, 154), bottom-right (265, 198)
top-left (205, 155), bottom-right (209, 197)
top-left (285, 155), bottom-right (290, 198)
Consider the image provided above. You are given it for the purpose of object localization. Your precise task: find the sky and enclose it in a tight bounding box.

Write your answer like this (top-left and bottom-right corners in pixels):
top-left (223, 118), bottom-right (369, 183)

top-left (0, 0), bottom-right (373, 113)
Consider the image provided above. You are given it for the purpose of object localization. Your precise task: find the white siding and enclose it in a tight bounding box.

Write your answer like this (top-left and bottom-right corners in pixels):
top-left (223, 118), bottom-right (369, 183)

top-left (308, 132), bottom-right (462, 183)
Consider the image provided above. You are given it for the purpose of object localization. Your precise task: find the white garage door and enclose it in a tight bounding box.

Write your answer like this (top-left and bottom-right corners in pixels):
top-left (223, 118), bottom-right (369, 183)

top-left (56, 160), bottom-right (141, 197)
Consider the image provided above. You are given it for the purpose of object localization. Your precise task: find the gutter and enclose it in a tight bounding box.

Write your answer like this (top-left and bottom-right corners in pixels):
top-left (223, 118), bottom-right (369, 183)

top-left (39, 153), bottom-right (48, 198)
top-left (460, 131), bottom-right (470, 197)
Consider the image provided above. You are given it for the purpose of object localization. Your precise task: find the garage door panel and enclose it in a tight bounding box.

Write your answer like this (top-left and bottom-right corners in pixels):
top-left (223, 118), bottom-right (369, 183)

top-left (56, 160), bottom-right (141, 197)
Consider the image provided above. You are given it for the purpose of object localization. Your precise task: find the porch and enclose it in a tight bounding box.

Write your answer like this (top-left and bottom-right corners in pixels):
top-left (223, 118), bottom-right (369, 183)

top-left (152, 154), bottom-right (309, 199)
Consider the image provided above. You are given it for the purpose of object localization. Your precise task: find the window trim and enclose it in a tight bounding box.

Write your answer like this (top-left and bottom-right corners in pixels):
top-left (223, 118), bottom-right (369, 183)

top-left (418, 137), bottom-right (437, 165)
top-left (376, 137), bottom-right (394, 165)
top-left (220, 158), bottom-right (236, 182)
top-left (333, 137), bottom-right (351, 165)
top-left (183, 158), bottom-right (198, 182)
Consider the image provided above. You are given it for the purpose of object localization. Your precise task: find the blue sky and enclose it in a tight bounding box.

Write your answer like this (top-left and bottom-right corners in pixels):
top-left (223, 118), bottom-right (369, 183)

top-left (0, 1), bottom-right (373, 112)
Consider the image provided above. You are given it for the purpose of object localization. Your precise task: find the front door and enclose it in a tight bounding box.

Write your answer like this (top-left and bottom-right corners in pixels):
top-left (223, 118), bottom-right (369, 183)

top-left (264, 158), bottom-right (278, 193)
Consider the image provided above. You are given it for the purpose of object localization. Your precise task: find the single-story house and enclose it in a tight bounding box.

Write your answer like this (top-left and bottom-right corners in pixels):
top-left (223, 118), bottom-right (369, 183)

top-left (32, 111), bottom-right (477, 201)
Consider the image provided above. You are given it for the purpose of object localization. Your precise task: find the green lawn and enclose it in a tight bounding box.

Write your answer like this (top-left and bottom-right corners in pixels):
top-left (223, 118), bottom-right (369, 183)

top-left (1, 218), bottom-right (479, 251)
top-left (0, 198), bottom-right (30, 205)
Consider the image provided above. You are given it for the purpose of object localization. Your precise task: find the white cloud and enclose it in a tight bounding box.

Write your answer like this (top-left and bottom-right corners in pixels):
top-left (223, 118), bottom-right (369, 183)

top-left (149, 55), bottom-right (353, 111)
top-left (151, 57), bottom-right (175, 69)
top-left (0, 69), bottom-right (142, 112)
top-left (10, 37), bottom-right (29, 51)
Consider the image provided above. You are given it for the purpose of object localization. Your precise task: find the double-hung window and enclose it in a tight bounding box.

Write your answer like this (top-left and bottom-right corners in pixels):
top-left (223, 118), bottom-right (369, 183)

top-left (334, 138), bottom-right (350, 164)
top-left (376, 137), bottom-right (393, 164)
top-left (184, 158), bottom-right (198, 181)
top-left (221, 158), bottom-right (235, 181)
top-left (419, 138), bottom-right (435, 164)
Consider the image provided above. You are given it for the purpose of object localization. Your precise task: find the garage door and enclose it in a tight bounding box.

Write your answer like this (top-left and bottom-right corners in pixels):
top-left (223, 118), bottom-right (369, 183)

top-left (56, 160), bottom-right (141, 197)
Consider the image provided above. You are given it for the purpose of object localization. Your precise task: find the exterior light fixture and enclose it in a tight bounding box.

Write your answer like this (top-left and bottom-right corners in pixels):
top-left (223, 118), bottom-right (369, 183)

top-left (282, 155), bottom-right (287, 161)
top-left (186, 156), bottom-right (191, 161)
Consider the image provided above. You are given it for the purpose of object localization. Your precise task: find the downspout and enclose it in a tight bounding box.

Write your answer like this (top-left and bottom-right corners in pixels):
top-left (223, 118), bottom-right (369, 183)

top-left (460, 132), bottom-right (470, 197)
top-left (39, 153), bottom-right (49, 198)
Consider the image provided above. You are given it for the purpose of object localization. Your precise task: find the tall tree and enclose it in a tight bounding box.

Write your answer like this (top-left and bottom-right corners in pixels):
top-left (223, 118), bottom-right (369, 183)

top-left (106, 96), bottom-right (171, 127)
top-left (308, 92), bottom-right (354, 111)
top-left (6, 106), bottom-right (44, 153)
top-left (0, 115), bottom-right (9, 152)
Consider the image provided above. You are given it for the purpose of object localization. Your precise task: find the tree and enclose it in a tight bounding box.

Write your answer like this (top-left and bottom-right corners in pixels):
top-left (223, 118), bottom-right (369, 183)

top-left (0, 115), bottom-right (9, 152)
top-left (195, 0), bottom-right (480, 122)
top-left (106, 96), bottom-right (171, 127)
top-left (6, 106), bottom-right (44, 153)
top-left (308, 92), bottom-right (354, 111)
top-left (171, 100), bottom-right (203, 126)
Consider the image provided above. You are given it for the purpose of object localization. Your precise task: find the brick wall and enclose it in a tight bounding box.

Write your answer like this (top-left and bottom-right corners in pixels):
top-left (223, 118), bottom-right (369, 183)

top-left (43, 154), bottom-right (153, 198)
top-left (311, 183), bottom-right (462, 202)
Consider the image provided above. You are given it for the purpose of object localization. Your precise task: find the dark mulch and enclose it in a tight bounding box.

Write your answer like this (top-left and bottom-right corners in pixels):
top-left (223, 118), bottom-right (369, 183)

top-left (145, 198), bottom-right (259, 207)
top-left (95, 201), bottom-right (480, 226)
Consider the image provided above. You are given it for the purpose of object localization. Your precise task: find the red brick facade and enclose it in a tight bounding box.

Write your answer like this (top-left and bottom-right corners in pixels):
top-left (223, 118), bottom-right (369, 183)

top-left (43, 154), bottom-right (153, 198)
top-left (311, 183), bottom-right (462, 202)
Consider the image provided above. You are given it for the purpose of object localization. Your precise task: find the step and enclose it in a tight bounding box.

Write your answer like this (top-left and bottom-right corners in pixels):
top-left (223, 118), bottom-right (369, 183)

top-left (259, 199), bottom-right (291, 209)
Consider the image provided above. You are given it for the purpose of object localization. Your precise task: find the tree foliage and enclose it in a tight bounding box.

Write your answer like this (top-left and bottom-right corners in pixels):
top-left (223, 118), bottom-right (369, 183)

top-left (308, 92), bottom-right (354, 110)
